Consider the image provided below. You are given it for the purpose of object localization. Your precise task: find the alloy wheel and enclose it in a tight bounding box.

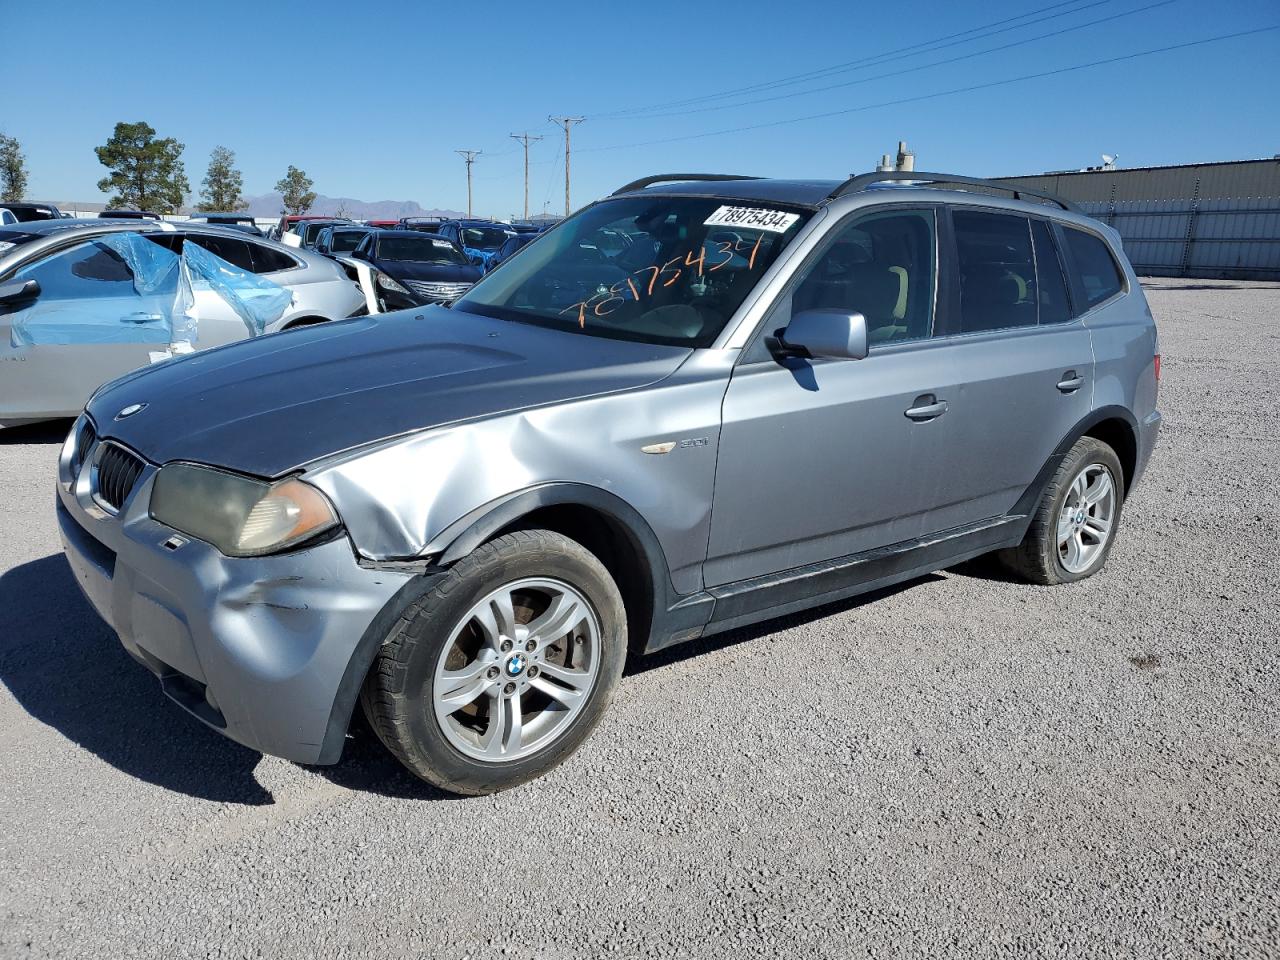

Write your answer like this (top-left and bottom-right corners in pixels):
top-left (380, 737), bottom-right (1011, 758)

top-left (431, 577), bottom-right (601, 763)
top-left (1056, 462), bottom-right (1116, 574)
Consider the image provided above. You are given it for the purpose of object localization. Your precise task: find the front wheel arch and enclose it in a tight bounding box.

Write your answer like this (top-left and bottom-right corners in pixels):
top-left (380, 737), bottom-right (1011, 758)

top-left (432, 484), bottom-right (678, 657)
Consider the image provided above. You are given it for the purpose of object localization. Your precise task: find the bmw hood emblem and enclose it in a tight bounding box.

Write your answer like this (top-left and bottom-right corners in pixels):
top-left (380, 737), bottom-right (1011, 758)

top-left (505, 654), bottom-right (527, 677)
top-left (114, 402), bottom-right (147, 420)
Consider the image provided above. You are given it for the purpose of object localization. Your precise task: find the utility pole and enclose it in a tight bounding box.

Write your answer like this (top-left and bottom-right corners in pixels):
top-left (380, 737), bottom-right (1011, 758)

top-left (548, 116), bottom-right (584, 217)
top-left (509, 132), bottom-right (543, 220)
top-left (455, 149), bottom-right (481, 217)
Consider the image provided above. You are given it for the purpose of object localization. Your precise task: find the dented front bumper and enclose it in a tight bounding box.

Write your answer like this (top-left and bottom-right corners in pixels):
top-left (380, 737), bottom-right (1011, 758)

top-left (56, 455), bottom-right (412, 765)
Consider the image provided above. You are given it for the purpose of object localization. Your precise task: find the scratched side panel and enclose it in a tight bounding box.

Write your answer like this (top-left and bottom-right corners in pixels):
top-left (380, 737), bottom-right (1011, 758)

top-left (306, 352), bottom-right (734, 595)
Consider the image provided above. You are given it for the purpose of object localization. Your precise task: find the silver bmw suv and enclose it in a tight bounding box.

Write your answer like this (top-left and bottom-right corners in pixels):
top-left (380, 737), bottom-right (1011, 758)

top-left (56, 171), bottom-right (1161, 795)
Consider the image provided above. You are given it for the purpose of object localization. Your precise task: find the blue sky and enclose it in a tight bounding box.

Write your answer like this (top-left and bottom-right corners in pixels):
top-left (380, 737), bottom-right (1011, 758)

top-left (4, 0), bottom-right (1277, 217)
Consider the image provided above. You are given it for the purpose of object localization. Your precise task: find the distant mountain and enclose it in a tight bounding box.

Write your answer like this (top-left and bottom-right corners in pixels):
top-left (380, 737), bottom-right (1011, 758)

top-left (239, 192), bottom-right (466, 220)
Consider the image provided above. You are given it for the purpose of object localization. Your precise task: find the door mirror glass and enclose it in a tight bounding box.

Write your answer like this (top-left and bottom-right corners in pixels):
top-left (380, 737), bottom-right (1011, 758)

top-left (0, 277), bottom-right (40, 305)
top-left (780, 309), bottom-right (868, 360)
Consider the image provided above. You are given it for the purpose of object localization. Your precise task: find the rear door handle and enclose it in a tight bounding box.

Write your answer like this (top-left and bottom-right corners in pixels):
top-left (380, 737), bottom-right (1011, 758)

top-left (905, 394), bottom-right (948, 421)
top-left (1057, 370), bottom-right (1084, 393)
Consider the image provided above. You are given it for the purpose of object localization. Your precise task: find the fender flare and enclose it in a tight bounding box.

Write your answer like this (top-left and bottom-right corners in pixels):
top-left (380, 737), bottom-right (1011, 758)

top-left (432, 482), bottom-right (678, 598)
top-left (1010, 405), bottom-right (1139, 518)
top-left (317, 483), bottom-right (684, 763)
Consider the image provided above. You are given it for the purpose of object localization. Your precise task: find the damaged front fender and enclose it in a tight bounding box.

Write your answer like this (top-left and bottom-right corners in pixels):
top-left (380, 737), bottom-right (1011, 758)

top-left (303, 351), bottom-right (735, 596)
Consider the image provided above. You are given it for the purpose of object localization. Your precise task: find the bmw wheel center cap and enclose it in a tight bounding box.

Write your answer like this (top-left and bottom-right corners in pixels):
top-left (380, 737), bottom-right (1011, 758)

top-left (505, 654), bottom-right (527, 677)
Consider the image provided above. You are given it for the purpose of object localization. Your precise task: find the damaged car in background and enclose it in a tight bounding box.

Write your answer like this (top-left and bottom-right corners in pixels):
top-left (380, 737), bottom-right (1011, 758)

top-left (341, 229), bottom-right (482, 309)
top-left (0, 219), bottom-right (366, 427)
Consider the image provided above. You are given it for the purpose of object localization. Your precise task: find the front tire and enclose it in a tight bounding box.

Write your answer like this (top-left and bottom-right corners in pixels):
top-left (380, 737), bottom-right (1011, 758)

top-left (360, 529), bottom-right (626, 795)
top-left (999, 436), bottom-right (1125, 585)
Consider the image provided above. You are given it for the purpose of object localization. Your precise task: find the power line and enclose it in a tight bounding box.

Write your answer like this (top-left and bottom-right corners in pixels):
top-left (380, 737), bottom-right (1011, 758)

top-left (596, 0), bottom-right (1107, 119)
top-left (548, 116), bottom-right (585, 217)
top-left (609, 0), bottom-right (1174, 122)
top-left (579, 25), bottom-right (1280, 154)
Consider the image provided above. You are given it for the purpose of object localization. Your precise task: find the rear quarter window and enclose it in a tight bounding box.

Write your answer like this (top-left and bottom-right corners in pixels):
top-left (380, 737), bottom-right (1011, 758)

top-left (248, 244), bottom-right (299, 274)
top-left (1063, 226), bottom-right (1124, 311)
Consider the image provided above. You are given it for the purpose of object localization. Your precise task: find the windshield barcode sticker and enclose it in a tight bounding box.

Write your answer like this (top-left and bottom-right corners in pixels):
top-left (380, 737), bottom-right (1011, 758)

top-left (703, 205), bottom-right (800, 233)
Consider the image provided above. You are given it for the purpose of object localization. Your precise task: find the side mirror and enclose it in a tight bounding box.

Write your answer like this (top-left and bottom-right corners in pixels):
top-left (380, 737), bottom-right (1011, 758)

top-left (778, 309), bottom-right (868, 361)
top-left (0, 277), bottom-right (40, 306)
top-left (352, 249), bottom-right (370, 261)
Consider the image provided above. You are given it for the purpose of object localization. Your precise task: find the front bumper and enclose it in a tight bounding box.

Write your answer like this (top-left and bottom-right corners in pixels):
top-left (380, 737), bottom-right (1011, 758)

top-left (56, 440), bottom-right (413, 764)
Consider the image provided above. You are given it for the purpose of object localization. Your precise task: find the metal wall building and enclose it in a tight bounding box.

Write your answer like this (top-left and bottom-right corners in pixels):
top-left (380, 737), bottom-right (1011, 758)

top-left (994, 158), bottom-right (1280, 280)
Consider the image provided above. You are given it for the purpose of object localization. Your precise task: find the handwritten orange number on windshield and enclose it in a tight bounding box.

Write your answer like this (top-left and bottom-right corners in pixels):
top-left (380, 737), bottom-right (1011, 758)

top-left (709, 240), bottom-right (734, 272)
top-left (660, 256), bottom-right (683, 288)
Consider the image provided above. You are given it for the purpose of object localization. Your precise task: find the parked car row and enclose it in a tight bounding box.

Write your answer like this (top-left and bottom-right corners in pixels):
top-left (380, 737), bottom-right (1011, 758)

top-left (278, 214), bottom-right (547, 310)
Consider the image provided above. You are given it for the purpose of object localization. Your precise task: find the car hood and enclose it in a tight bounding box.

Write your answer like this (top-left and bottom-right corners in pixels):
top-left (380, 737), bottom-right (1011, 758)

top-left (87, 307), bottom-right (691, 477)
top-left (375, 259), bottom-right (481, 283)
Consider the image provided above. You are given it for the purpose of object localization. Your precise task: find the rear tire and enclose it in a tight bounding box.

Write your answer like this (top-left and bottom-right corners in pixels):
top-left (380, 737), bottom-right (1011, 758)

top-left (360, 529), bottom-right (626, 795)
top-left (999, 436), bottom-right (1125, 585)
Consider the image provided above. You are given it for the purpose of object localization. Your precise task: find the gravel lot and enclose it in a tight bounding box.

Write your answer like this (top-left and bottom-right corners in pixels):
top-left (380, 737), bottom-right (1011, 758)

top-left (1, 279), bottom-right (1277, 959)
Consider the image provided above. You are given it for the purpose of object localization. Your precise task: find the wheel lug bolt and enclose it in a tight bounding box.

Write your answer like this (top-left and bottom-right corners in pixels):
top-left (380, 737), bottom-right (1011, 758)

top-left (500, 639), bottom-right (513, 653)
top-left (525, 639), bottom-right (536, 653)
top-left (503, 682), bottom-right (516, 696)
top-left (527, 665), bottom-right (539, 679)
top-left (486, 666), bottom-right (499, 680)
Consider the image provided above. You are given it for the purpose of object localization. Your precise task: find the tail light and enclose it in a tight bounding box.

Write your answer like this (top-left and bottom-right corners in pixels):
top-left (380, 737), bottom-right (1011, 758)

top-left (1154, 354), bottom-right (1161, 383)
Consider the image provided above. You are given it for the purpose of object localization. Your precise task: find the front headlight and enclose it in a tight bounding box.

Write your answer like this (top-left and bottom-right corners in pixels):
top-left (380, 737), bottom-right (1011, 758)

top-left (150, 463), bottom-right (339, 557)
top-left (376, 272), bottom-right (410, 295)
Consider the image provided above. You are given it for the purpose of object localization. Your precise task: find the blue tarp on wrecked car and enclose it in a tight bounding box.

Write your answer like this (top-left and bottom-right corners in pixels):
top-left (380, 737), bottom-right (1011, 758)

top-left (10, 232), bottom-right (291, 347)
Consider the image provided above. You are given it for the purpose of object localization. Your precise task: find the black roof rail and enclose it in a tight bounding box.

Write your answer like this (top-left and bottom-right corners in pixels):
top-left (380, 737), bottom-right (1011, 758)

top-left (827, 170), bottom-right (1080, 213)
top-left (611, 173), bottom-right (763, 196)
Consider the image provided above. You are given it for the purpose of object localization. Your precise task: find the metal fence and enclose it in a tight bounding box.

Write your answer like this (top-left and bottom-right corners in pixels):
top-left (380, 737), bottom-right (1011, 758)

top-left (1080, 197), bottom-right (1280, 281)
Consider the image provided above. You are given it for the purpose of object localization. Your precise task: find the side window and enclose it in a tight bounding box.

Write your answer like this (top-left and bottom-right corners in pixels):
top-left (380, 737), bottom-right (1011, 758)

top-left (1030, 219), bottom-right (1072, 324)
top-left (247, 244), bottom-right (298, 274)
top-left (1062, 226), bottom-right (1124, 311)
top-left (13, 239), bottom-right (138, 298)
top-left (184, 234), bottom-right (256, 272)
top-left (953, 210), bottom-right (1037, 333)
top-left (789, 209), bottom-right (936, 346)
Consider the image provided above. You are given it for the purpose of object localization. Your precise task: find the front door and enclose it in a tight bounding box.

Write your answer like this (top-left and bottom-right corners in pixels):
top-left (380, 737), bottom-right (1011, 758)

top-left (705, 207), bottom-right (952, 586)
top-left (0, 237), bottom-right (176, 423)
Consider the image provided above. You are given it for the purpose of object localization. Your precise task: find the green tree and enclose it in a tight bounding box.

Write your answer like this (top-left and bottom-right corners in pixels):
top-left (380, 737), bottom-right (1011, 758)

top-left (275, 165), bottom-right (316, 216)
top-left (0, 133), bottom-right (28, 203)
top-left (94, 121), bottom-right (190, 214)
top-left (197, 145), bottom-right (245, 212)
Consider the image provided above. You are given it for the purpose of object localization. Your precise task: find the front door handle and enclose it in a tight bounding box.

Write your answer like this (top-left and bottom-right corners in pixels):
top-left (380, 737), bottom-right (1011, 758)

top-left (905, 394), bottom-right (948, 421)
top-left (1057, 371), bottom-right (1084, 393)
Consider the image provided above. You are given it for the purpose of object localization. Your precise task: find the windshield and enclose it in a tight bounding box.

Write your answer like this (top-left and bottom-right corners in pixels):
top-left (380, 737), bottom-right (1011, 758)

top-left (330, 230), bottom-right (367, 253)
top-left (376, 236), bottom-right (468, 264)
top-left (453, 196), bottom-right (810, 347)
top-left (461, 226), bottom-right (514, 250)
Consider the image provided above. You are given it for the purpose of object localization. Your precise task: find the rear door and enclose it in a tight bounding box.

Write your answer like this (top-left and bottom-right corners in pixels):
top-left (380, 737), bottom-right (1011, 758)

top-left (177, 233), bottom-right (298, 342)
top-left (905, 207), bottom-right (1094, 530)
